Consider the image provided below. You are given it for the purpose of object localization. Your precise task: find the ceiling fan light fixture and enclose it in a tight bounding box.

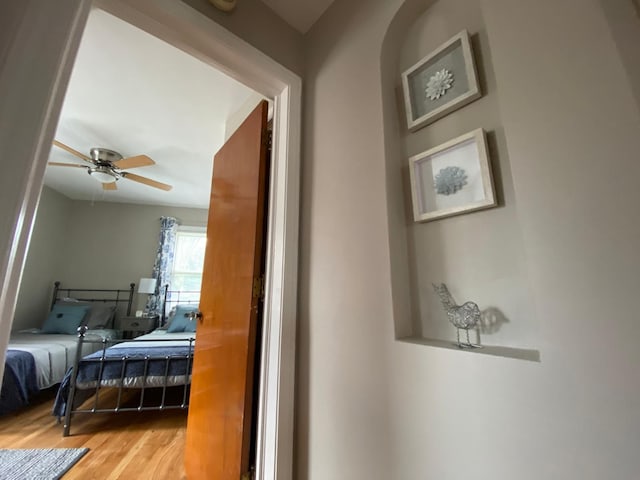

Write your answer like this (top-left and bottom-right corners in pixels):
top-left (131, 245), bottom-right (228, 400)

top-left (88, 166), bottom-right (118, 184)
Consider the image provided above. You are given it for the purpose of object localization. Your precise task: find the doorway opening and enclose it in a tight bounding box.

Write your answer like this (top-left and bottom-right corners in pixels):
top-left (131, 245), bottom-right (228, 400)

top-left (0, 1), bottom-right (300, 479)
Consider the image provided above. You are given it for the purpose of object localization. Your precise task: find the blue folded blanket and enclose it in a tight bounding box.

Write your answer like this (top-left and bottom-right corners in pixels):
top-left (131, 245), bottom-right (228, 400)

top-left (53, 345), bottom-right (193, 417)
top-left (0, 350), bottom-right (39, 415)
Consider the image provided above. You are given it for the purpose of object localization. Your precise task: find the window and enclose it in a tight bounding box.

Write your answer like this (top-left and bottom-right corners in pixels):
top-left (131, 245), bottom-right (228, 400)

top-left (170, 227), bottom-right (207, 301)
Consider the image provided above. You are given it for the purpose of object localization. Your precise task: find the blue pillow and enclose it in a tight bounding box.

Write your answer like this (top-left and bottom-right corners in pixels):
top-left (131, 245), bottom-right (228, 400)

top-left (167, 304), bottom-right (198, 333)
top-left (41, 304), bottom-right (90, 334)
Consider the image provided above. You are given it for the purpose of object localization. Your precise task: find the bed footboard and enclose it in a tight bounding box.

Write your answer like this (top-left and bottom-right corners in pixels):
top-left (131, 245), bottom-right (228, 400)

top-left (60, 326), bottom-right (194, 437)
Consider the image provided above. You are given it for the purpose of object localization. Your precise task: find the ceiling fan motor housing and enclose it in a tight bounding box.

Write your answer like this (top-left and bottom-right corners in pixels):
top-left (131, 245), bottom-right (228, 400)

top-left (88, 148), bottom-right (122, 183)
top-left (90, 147), bottom-right (123, 165)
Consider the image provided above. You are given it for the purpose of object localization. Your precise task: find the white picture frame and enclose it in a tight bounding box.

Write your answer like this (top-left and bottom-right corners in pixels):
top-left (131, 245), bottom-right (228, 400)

top-left (401, 30), bottom-right (481, 131)
top-left (408, 129), bottom-right (496, 222)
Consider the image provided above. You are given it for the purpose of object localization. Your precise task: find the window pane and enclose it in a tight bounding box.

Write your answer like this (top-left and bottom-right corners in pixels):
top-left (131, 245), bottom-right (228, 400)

top-left (174, 234), bottom-right (206, 273)
top-left (171, 274), bottom-right (203, 293)
top-left (170, 231), bottom-right (206, 295)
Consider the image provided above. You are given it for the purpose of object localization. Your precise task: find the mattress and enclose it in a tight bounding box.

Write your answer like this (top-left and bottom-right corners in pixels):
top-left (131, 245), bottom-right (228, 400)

top-left (7, 330), bottom-right (118, 390)
top-left (115, 328), bottom-right (196, 347)
top-left (75, 329), bottom-right (196, 389)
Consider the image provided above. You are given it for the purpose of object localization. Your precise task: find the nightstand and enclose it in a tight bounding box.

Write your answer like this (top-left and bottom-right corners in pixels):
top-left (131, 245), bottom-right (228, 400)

top-left (120, 315), bottom-right (158, 338)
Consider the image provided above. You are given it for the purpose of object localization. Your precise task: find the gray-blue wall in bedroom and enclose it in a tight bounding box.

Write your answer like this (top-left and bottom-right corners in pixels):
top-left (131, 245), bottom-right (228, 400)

top-left (13, 187), bottom-right (72, 331)
top-left (13, 187), bottom-right (208, 331)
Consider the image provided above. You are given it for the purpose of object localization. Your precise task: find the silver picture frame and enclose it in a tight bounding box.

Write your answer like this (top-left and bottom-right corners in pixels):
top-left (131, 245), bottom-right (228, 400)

top-left (401, 30), bottom-right (481, 131)
top-left (408, 129), bottom-right (496, 222)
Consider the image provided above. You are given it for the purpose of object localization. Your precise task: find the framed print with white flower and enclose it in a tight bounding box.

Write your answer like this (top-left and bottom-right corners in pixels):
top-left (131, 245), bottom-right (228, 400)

top-left (408, 129), bottom-right (496, 222)
top-left (401, 30), bottom-right (481, 131)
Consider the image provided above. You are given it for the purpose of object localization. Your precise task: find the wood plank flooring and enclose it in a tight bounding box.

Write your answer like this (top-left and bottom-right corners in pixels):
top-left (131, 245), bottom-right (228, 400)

top-left (0, 390), bottom-right (188, 479)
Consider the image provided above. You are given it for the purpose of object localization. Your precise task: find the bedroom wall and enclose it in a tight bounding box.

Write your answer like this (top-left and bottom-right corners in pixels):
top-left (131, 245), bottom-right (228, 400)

top-left (225, 91), bottom-right (266, 141)
top-left (300, 0), bottom-right (640, 479)
top-left (13, 196), bottom-right (208, 329)
top-left (12, 187), bottom-right (73, 331)
top-left (56, 200), bottom-right (208, 313)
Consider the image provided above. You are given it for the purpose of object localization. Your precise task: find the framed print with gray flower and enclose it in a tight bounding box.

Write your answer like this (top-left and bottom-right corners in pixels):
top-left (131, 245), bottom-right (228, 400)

top-left (401, 30), bottom-right (481, 131)
top-left (408, 129), bottom-right (496, 222)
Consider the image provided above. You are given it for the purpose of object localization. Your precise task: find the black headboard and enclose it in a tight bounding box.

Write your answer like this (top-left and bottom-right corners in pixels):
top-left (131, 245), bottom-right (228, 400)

top-left (51, 281), bottom-right (136, 316)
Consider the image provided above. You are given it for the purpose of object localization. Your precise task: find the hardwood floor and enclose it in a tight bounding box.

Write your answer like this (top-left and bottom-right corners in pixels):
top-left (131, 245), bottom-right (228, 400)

top-left (0, 390), bottom-right (188, 479)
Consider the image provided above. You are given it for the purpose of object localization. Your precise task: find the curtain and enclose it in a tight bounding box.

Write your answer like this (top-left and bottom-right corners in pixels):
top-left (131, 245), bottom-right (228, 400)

top-left (145, 216), bottom-right (178, 315)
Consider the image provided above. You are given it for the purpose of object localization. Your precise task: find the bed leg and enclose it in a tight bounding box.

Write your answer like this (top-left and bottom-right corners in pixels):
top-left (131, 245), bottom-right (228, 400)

top-left (62, 325), bottom-right (88, 437)
top-left (63, 392), bottom-right (75, 437)
top-left (62, 419), bottom-right (71, 437)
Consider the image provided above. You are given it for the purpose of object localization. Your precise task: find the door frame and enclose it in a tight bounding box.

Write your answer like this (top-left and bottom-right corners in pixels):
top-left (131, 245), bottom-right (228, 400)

top-left (0, 1), bottom-right (300, 479)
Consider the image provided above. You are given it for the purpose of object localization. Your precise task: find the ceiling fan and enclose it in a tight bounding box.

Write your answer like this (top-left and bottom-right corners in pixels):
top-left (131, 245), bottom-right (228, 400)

top-left (48, 140), bottom-right (173, 191)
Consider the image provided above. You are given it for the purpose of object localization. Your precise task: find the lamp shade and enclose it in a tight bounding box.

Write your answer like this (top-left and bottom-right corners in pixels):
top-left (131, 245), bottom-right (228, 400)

top-left (138, 278), bottom-right (157, 294)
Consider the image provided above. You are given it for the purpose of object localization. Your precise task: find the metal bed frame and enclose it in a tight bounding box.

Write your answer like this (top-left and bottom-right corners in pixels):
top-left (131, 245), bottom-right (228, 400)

top-left (51, 280), bottom-right (136, 315)
top-left (62, 328), bottom-right (194, 436)
top-left (59, 287), bottom-right (198, 436)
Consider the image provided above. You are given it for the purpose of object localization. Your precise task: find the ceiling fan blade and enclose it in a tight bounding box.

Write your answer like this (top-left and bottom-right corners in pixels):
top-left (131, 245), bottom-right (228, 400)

top-left (113, 155), bottom-right (155, 170)
top-left (102, 182), bottom-right (118, 191)
top-left (52, 140), bottom-right (93, 163)
top-left (48, 162), bottom-right (87, 169)
top-left (122, 172), bottom-right (172, 191)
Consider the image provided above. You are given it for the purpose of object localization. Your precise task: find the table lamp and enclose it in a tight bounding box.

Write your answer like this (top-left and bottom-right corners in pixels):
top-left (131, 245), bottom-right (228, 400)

top-left (138, 277), bottom-right (157, 316)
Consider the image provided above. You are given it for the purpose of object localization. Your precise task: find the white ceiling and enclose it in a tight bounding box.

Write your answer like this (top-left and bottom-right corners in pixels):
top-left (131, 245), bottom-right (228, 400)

top-left (45, 9), bottom-right (255, 209)
top-left (260, 0), bottom-right (336, 33)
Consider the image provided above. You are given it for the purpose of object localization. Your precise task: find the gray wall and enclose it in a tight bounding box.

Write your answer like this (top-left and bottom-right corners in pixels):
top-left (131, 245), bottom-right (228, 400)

top-left (300, 0), bottom-right (640, 478)
top-left (13, 187), bottom-right (72, 331)
top-left (14, 193), bottom-right (208, 330)
top-left (57, 200), bottom-right (208, 292)
top-left (180, 0), bottom-right (304, 76)
top-left (300, 1), bottom-right (399, 476)
top-left (599, 0), bottom-right (640, 112)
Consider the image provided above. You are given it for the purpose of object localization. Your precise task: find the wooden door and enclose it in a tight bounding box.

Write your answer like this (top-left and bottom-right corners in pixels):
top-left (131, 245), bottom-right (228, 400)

top-left (185, 101), bottom-right (269, 479)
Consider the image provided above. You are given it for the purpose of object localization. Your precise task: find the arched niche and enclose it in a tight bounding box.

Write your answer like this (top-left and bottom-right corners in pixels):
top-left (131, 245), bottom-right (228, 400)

top-left (380, 0), bottom-right (539, 361)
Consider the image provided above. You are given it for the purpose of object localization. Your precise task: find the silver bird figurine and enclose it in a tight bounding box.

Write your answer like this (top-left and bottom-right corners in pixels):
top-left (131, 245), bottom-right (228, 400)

top-left (433, 283), bottom-right (482, 348)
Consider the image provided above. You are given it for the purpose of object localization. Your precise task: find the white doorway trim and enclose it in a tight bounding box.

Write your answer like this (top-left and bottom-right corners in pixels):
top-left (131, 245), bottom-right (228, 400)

top-left (0, 1), bottom-right (300, 479)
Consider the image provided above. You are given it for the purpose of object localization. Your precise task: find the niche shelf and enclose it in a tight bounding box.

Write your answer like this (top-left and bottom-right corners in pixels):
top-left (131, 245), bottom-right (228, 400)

top-left (398, 336), bottom-right (540, 362)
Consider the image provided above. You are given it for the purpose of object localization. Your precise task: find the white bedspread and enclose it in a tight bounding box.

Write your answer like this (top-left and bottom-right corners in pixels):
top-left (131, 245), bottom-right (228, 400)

top-left (7, 330), bottom-right (117, 389)
top-left (113, 329), bottom-right (196, 348)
